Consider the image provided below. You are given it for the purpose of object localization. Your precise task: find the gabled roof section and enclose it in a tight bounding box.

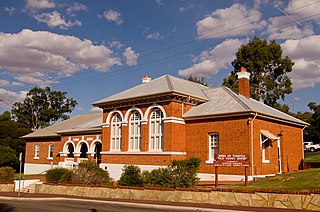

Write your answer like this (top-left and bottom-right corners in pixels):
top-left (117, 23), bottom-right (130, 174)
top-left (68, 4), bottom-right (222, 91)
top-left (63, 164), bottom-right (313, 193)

top-left (183, 87), bottom-right (307, 126)
top-left (92, 75), bottom-right (209, 106)
top-left (22, 112), bottom-right (102, 139)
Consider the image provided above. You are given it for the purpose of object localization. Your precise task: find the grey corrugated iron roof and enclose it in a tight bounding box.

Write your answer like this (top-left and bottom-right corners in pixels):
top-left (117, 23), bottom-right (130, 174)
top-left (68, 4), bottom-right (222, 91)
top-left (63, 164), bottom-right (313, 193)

top-left (183, 87), bottom-right (307, 126)
top-left (22, 112), bottom-right (102, 138)
top-left (92, 75), bottom-right (209, 106)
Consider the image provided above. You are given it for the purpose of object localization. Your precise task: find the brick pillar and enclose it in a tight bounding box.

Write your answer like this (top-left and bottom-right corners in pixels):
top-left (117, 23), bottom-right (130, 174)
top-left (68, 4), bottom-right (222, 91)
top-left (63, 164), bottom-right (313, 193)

top-left (141, 122), bottom-right (148, 151)
top-left (236, 67), bottom-right (251, 98)
top-left (122, 124), bottom-right (129, 151)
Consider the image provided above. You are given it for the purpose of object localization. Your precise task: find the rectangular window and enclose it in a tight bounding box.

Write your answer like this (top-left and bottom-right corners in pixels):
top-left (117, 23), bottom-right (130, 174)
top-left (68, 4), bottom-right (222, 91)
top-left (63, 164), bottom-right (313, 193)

top-left (261, 134), bottom-right (271, 163)
top-left (48, 144), bottom-right (54, 159)
top-left (208, 133), bottom-right (219, 162)
top-left (34, 144), bottom-right (40, 159)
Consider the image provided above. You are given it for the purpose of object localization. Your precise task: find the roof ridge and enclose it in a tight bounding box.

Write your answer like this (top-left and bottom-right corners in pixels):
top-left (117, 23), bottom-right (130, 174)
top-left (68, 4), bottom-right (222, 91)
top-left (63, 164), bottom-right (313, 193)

top-left (222, 86), bottom-right (252, 111)
top-left (165, 75), bottom-right (174, 91)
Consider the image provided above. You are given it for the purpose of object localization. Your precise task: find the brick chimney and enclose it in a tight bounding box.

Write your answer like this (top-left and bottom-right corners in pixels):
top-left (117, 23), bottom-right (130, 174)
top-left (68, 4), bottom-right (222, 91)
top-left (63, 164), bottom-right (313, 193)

top-left (142, 74), bottom-right (151, 84)
top-left (236, 67), bottom-right (251, 98)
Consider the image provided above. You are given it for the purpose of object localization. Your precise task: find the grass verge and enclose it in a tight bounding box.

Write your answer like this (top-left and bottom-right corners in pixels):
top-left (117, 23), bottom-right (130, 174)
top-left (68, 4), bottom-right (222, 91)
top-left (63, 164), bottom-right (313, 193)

top-left (220, 168), bottom-right (320, 191)
top-left (305, 154), bottom-right (320, 162)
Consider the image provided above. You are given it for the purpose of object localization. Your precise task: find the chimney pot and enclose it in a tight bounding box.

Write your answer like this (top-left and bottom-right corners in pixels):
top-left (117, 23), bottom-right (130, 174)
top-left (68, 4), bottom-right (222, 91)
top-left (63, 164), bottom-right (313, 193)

top-left (236, 67), bottom-right (251, 98)
top-left (142, 74), bottom-right (151, 84)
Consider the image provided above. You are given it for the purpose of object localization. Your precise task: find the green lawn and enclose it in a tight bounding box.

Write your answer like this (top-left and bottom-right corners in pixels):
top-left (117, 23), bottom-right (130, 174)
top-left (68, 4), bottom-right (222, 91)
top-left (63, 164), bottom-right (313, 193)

top-left (220, 168), bottom-right (320, 191)
top-left (305, 154), bottom-right (320, 162)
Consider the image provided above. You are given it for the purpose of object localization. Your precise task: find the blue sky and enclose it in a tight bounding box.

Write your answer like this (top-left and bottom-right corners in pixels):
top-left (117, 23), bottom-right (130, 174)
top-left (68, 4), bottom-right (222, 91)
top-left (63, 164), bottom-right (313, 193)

top-left (0, 0), bottom-right (320, 116)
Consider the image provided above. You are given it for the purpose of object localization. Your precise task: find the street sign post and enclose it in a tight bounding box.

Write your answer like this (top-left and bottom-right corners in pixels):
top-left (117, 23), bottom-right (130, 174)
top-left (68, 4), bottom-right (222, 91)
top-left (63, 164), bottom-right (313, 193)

top-left (213, 154), bottom-right (250, 187)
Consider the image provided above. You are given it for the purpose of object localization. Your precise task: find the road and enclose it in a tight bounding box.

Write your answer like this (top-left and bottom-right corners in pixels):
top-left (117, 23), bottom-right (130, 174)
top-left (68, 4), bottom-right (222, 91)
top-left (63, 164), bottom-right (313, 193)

top-left (0, 198), bottom-right (311, 212)
top-left (304, 150), bottom-right (320, 158)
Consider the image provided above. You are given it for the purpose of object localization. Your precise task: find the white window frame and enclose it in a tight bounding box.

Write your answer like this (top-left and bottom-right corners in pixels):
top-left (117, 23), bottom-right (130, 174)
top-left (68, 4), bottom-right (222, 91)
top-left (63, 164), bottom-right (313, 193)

top-left (260, 134), bottom-right (271, 164)
top-left (34, 144), bottom-right (40, 159)
top-left (149, 109), bottom-right (164, 152)
top-left (47, 144), bottom-right (54, 160)
top-left (110, 114), bottom-right (122, 151)
top-left (206, 133), bottom-right (219, 163)
top-left (129, 111), bottom-right (141, 151)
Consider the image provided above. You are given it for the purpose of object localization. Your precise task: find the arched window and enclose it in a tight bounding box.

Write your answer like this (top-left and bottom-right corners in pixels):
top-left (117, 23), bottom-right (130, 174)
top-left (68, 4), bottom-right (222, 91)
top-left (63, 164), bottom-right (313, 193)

top-left (111, 113), bottom-right (122, 151)
top-left (129, 111), bottom-right (141, 151)
top-left (149, 109), bottom-right (164, 151)
top-left (67, 143), bottom-right (74, 158)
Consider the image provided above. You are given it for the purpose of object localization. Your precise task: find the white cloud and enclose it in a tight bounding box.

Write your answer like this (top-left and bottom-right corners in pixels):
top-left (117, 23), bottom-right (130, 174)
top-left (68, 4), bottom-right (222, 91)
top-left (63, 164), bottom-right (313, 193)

top-left (123, 47), bottom-right (139, 66)
top-left (265, 16), bottom-right (314, 40)
top-left (90, 107), bottom-right (103, 112)
top-left (34, 11), bottom-right (82, 29)
top-left (286, 0), bottom-right (320, 24)
top-left (179, 4), bottom-right (194, 13)
top-left (103, 9), bottom-right (123, 25)
top-left (25, 0), bottom-right (55, 12)
top-left (179, 38), bottom-right (245, 77)
top-left (0, 89), bottom-right (27, 109)
top-left (0, 29), bottom-right (121, 86)
top-left (281, 35), bottom-right (320, 90)
top-left (155, 0), bottom-right (163, 5)
top-left (0, 80), bottom-right (10, 87)
top-left (196, 3), bottom-right (266, 39)
top-left (109, 41), bottom-right (123, 49)
top-left (143, 27), bottom-right (164, 40)
top-left (0, 79), bottom-right (23, 87)
top-left (67, 3), bottom-right (88, 16)
top-left (4, 7), bottom-right (15, 16)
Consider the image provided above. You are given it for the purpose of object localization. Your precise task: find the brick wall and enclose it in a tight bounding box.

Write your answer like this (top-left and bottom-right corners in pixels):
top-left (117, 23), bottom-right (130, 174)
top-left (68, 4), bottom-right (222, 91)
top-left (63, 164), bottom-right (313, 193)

top-left (25, 138), bottom-right (60, 165)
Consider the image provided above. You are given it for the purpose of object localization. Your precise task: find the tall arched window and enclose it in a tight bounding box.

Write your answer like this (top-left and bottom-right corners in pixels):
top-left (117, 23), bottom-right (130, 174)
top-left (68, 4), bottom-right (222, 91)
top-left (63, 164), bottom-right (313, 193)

top-left (129, 111), bottom-right (141, 151)
top-left (111, 113), bottom-right (122, 151)
top-left (149, 109), bottom-right (164, 151)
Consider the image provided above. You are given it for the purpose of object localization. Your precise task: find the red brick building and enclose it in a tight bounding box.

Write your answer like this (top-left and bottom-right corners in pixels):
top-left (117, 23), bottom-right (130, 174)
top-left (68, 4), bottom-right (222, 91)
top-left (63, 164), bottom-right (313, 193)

top-left (23, 71), bottom-right (307, 181)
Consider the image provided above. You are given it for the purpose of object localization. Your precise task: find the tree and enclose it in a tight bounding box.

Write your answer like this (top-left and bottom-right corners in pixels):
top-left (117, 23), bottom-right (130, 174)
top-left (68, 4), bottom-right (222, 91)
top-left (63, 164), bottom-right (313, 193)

top-left (0, 115), bottom-right (31, 171)
top-left (222, 37), bottom-right (294, 107)
top-left (0, 146), bottom-right (18, 167)
top-left (0, 111), bottom-right (11, 121)
top-left (187, 75), bottom-right (208, 86)
top-left (11, 87), bottom-right (77, 130)
top-left (305, 102), bottom-right (320, 143)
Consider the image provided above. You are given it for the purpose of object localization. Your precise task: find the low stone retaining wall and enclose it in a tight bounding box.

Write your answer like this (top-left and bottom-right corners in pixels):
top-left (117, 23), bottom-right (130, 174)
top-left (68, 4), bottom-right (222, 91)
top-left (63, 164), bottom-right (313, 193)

top-left (35, 184), bottom-right (320, 211)
top-left (0, 183), bottom-right (14, 192)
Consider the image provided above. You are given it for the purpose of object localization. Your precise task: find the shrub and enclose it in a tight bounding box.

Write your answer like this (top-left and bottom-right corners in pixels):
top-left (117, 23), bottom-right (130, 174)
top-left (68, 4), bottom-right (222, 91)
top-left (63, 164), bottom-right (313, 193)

top-left (0, 166), bottom-right (15, 182)
top-left (45, 168), bottom-right (72, 183)
top-left (117, 165), bottom-right (144, 187)
top-left (142, 168), bottom-right (174, 188)
top-left (169, 157), bottom-right (201, 188)
top-left (143, 157), bottom-right (201, 188)
top-left (71, 160), bottom-right (112, 185)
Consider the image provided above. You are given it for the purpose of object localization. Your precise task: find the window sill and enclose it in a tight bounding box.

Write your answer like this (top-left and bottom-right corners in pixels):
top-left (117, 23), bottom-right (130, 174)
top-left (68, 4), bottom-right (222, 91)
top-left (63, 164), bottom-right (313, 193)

top-left (148, 150), bottom-right (163, 153)
top-left (262, 160), bottom-right (270, 164)
top-left (205, 160), bottom-right (214, 164)
top-left (47, 157), bottom-right (53, 160)
top-left (33, 157), bottom-right (39, 160)
top-left (127, 150), bottom-right (141, 153)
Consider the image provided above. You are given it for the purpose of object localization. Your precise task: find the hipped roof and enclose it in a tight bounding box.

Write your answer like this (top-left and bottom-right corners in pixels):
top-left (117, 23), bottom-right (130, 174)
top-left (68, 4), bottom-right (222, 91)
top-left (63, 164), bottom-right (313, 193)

top-left (92, 75), bottom-right (209, 106)
top-left (22, 112), bottom-right (102, 139)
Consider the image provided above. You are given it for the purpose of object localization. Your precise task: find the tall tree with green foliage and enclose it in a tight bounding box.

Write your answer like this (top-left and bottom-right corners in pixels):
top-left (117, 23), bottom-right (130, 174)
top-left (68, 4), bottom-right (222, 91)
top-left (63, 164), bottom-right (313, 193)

top-left (306, 102), bottom-right (320, 143)
top-left (222, 37), bottom-right (294, 107)
top-left (12, 87), bottom-right (77, 130)
top-left (187, 75), bottom-right (208, 86)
